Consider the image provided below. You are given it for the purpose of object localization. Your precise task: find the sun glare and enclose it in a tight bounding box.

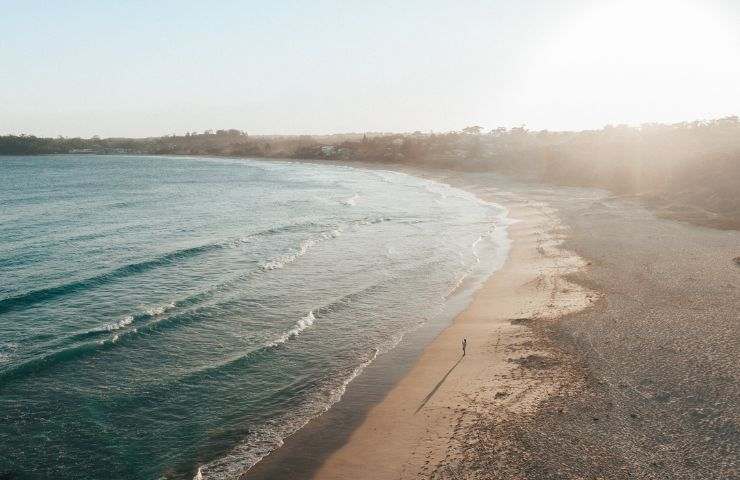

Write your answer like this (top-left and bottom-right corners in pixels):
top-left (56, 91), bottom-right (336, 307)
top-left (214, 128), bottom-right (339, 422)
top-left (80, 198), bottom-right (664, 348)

top-left (558, 1), bottom-right (732, 65)
top-left (518, 0), bottom-right (739, 128)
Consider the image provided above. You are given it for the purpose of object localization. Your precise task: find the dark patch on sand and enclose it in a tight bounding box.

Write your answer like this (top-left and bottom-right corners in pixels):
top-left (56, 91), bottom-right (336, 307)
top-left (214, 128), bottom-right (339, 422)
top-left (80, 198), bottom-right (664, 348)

top-left (509, 354), bottom-right (559, 370)
top-left (510, 317), bottom-right (531, 325)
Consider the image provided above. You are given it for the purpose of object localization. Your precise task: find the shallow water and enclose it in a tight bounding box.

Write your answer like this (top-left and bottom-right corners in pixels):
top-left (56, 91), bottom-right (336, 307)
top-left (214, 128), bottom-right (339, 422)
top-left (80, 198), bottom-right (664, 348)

top-left (0, 155), bottom-right (508, 479)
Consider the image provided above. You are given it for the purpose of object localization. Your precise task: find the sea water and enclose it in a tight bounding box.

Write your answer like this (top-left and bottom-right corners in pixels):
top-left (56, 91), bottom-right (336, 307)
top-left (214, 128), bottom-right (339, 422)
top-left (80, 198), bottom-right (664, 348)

top-left (0, 155), bottom-right (508, 479)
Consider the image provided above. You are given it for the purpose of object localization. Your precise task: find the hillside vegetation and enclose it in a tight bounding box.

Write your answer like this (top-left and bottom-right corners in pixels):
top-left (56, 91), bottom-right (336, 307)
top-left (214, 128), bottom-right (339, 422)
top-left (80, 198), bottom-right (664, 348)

top-left (2, 117), bottom-right (738, 229)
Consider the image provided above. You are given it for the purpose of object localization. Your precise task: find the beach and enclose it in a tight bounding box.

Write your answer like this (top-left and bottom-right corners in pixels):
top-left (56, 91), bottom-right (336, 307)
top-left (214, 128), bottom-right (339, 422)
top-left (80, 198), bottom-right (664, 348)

top-left (309, 192), bottom-right (594, 479)
top-left (247, 167), bottom-right (739, 479)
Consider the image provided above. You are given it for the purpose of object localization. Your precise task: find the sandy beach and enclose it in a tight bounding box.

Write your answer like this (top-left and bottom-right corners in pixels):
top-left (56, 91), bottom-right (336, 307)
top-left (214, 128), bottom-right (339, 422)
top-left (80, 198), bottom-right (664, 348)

top-left (245, 166), bottom-right (739, 480)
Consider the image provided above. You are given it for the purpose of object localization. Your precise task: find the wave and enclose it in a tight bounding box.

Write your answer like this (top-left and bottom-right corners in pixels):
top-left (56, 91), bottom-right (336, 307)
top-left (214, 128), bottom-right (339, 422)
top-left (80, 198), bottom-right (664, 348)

top-left (0, 338), bottom-right (117, 386)
top-left (260, 238), bottom-right (317, 270)
top-left (103, 314), bottom-right (134, 332)
top-left (266, 311), bottom-right (315, 347)
top-left (239, 221), bottom-right (321, 242)
top-left (0, 244), bottom-right (224, 314)
top-left (71, 300), bottom-right (179, 342)
top-left (144, 301), bottom-right (178, 317)
top-left (313, 282), bottom-right (386, 319)
top-left (164, 310), bottom-right (322, 387)
top-left (260, 227), bottom-right (342, 271)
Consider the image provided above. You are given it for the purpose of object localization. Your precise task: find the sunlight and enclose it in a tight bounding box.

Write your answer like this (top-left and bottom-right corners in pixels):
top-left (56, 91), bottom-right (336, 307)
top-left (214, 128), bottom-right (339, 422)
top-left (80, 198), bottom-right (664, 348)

top-left (554, 0), bottom-right (733, 67)
top-left (519, 0), bottom-right (739, 127)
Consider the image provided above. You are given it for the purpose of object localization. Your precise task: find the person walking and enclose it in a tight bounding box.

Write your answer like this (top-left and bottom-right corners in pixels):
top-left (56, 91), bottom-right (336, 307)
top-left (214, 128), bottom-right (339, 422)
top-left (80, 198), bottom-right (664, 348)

top-left (462, 338), bottom-right (467, 356)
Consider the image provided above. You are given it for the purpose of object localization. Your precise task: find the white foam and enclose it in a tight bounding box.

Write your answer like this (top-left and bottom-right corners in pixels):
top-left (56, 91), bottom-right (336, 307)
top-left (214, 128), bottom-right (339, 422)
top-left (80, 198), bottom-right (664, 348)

top-left (95, 299), bottom-right (175, 336)
top-left (326, 347), bottom-right (378, 404)
top-left (145, 301), bottom-right (176, 317)
top-left (260, 226), bottom-right (343, 271)
top-left (260, 238), bottom-right (317, 270)
top-left (103, 315), bottom-right (134, 332)
top-left (267, 311), bottom-right (316, 347)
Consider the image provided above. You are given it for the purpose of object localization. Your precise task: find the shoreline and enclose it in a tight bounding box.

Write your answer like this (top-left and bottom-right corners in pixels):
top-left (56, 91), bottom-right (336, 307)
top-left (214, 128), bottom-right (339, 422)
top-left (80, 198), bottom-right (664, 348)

top-left (305, 177), bottom-right (596, 479)
top-left (243, 162), bottom-right (597, 479)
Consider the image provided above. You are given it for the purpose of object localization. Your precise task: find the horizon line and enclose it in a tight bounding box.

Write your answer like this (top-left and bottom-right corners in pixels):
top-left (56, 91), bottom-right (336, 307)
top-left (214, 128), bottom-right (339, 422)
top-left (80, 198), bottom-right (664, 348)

top-left (4, 114), bottom-right (739, 140)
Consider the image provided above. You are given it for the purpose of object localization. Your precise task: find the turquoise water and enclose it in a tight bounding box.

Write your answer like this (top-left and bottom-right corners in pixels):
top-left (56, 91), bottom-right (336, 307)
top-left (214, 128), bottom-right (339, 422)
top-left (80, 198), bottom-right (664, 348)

top-left (0, 155), bottom-right (508, 479)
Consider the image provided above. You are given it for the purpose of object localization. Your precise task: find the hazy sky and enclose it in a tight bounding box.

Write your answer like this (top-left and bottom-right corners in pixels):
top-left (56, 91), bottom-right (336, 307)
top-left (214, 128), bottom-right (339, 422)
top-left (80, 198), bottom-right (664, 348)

top-left (2, 0), bottom-right (739, 137)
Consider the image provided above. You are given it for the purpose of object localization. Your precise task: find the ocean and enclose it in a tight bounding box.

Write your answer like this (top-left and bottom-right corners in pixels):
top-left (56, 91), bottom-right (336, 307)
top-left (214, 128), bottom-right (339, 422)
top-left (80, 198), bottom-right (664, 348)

top-left (0, 155), bottom-right (509, 479)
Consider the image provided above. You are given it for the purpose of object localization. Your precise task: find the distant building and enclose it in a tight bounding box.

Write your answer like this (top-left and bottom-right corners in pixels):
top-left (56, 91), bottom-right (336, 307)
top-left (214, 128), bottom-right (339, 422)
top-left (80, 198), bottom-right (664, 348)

top-left (320, 145), bottom-right (336, 155)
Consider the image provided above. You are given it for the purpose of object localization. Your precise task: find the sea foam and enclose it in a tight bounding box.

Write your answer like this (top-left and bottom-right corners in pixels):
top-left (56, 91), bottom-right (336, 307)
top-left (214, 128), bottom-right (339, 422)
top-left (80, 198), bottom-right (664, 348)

top-left (103, 315), bottom-right (134, 332)
top-left (267, 311), bottom-right (316, 347)
top-left (260, 227), bottom-right (342, 271)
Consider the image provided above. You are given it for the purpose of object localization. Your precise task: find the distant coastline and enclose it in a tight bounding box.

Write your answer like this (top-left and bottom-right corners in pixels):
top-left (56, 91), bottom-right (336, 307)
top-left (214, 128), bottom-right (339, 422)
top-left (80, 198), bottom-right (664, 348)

top-left (3, 116), bottom-right (739, 231)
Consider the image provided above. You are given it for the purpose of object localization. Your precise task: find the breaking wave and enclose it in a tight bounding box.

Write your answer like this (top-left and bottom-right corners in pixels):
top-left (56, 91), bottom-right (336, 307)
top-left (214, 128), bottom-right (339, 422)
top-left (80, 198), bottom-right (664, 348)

top-left (260, 228), bottom-right (342, 271)
top-left (266, 311), bottom-right (316, 347)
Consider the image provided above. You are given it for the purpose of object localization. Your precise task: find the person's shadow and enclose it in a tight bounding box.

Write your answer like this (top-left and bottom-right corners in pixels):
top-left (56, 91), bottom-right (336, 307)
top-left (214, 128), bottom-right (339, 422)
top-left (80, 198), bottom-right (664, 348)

top-left (414, 355), bottom-right (464, 414)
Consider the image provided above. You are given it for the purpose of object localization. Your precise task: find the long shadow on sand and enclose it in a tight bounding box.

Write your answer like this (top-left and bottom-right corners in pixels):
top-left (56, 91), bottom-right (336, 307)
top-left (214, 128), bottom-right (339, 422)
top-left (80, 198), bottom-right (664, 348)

top-left (415, 355), bottom-right (464, 414)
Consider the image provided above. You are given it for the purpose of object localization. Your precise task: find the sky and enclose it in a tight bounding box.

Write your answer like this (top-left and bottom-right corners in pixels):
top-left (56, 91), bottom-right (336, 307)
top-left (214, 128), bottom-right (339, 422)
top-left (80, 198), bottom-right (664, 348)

top-left (1, 0), bottom-right (739, 137)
